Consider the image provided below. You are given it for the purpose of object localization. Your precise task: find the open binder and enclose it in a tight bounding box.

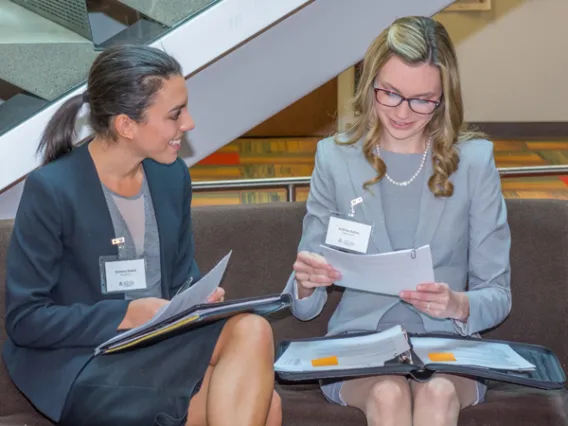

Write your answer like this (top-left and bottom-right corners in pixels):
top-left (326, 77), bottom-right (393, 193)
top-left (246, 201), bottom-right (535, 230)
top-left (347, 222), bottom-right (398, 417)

top-left (274, 326), bottom-right (566, 390)
top-left (96, 293), bottom-right (291, 355)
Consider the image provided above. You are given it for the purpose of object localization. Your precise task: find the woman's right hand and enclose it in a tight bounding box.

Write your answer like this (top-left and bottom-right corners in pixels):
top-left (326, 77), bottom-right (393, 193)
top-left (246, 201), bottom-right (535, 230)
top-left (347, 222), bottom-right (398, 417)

top-left (117, 297), bottom-right (169, 330)
top-left (294, 251), bottom-right (341, 299)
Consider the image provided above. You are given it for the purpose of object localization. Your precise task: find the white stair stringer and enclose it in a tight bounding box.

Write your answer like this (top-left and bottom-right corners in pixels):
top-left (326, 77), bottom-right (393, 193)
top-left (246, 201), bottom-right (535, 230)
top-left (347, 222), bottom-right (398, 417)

top-left (0, 0), bottom-right (454, 219)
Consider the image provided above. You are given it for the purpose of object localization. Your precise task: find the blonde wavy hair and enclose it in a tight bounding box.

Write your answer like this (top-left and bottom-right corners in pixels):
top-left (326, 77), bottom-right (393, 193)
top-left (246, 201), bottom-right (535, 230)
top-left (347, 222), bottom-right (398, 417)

top-left (337, 16), bottom-right (484, 197)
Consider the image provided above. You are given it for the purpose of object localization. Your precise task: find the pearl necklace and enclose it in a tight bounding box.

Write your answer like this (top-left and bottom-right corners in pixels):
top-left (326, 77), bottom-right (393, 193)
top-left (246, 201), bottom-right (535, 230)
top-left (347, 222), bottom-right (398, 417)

top-left (375, 139), bottom-right (431, 187)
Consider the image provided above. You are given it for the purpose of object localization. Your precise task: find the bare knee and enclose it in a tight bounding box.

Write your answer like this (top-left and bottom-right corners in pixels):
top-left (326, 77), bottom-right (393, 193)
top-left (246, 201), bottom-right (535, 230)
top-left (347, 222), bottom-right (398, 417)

top-left (413, 376), bottom-right (460, 419)
top-left (366, 377), bottom-right (410, 419)
top-left (266, 391), bottom-right (282, 426)
top-left (227, 314), bottom-right (274, 355)
top-left (230, 314), bottom-right (273, 344)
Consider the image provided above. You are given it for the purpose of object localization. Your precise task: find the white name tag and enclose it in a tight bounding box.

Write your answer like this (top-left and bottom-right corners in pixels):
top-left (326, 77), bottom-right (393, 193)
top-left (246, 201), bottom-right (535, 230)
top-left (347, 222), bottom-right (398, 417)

top-left (325, 216), bottom-right (372, 254)
top-left (104, 258), bottom-right (147, 293)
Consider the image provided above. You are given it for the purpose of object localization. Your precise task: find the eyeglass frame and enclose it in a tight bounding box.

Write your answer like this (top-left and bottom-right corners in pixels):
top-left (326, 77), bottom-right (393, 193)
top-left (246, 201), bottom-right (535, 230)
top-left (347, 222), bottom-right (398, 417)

top-left (372, 83), bottom-right (442, 115)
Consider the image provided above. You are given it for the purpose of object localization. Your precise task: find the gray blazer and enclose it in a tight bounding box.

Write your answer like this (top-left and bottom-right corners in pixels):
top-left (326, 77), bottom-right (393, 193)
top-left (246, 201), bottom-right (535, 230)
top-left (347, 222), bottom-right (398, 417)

top-left (283, 136), bottom-right (511, 337)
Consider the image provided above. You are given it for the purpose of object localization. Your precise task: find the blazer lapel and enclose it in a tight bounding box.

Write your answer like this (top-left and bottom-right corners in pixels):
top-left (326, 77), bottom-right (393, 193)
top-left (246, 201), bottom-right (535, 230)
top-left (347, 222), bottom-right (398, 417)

top-left (344, 143), bottom-right (393, 254)
top-left (414, 154), bottom-right (448, 248)
top-left (77, 143), bottom-right (117, 258)
top-left (142, 160), bottom-right (172, 298)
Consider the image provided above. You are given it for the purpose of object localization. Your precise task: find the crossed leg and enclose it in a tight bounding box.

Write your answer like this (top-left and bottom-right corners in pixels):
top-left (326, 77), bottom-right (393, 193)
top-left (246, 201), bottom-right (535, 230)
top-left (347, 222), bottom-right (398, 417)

top-left (185, 314), bottom-right (282, 426)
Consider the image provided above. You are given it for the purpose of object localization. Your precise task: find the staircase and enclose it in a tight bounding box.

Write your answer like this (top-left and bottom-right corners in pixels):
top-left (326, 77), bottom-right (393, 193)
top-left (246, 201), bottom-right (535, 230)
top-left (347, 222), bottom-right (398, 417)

top-left (0, 0), bottom-right (455, 219)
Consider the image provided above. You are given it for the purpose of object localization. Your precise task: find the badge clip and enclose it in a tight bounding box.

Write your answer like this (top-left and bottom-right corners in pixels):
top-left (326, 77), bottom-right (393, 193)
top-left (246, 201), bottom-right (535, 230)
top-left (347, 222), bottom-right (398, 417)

top-left (349, 197), bottom-right (363, 217)
top-left (111, 237), bottom-right (125, 246)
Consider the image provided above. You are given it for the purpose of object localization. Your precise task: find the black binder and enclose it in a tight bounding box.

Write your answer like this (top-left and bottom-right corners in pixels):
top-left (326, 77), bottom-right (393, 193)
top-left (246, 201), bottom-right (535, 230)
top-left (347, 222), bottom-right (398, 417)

top-left (275, 331), bottom-right (566, 390)
top-left (96, 293), bottom-right (292, 355)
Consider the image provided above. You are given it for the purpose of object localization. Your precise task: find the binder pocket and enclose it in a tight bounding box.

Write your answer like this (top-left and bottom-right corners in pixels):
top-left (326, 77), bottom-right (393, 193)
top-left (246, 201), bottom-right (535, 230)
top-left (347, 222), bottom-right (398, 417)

top-left (407, 334), bottom-right (566, 390)
top-left (96, 293), bottom-right (292, 355)
top-left (429, 342), bottom-right (566, 390)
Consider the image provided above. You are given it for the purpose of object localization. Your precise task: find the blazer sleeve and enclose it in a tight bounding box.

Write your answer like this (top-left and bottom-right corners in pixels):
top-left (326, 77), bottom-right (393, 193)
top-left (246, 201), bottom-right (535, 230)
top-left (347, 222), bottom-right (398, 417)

top-left (5, 172), bottom-right (130, 349)
top-left (283, 140), bottom-right (334, 320)
top-left (170, 160), bottom-right (201, 297)
top-left (454, 145), bottom-right (512, 335)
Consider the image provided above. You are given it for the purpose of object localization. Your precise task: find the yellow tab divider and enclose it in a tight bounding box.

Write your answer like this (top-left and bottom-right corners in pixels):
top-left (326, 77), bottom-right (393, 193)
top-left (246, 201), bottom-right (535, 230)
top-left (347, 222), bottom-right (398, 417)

top-left (311, 356), bottom-right (339, 367)
top-left (428, 352), bottom-right (457, 362)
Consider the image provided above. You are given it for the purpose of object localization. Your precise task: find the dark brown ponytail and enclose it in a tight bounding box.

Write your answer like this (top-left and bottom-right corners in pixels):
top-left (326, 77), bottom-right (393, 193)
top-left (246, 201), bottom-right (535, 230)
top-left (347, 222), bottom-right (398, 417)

top-left (37, 94), bottom-right (85, 165)
top-left (36, 45), bottom-right (182, 165)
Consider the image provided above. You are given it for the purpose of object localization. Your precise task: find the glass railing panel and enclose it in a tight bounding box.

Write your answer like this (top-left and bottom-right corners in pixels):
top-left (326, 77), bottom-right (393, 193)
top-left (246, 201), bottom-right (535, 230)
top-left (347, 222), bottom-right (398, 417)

top-left (0, 0), bottom-right (222, 139)
top-left (117, 0), bottom-right (218, 28)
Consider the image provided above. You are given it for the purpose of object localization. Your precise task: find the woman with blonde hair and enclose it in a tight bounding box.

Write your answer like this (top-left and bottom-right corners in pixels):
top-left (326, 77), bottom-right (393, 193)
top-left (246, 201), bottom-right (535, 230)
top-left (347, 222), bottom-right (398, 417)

top-left (283, 16), bottom-right (511, 426)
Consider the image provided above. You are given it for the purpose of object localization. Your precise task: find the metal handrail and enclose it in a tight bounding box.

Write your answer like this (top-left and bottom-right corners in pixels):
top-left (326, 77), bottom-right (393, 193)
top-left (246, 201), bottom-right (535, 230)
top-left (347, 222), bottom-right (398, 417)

top-left (191, 165), bottom-right (568, 202)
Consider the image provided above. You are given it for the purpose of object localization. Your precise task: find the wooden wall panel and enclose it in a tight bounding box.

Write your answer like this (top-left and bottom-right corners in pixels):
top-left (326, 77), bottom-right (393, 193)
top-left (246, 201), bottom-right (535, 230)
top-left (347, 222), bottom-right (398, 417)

top-left (244, 77), bottom-right (338, 138)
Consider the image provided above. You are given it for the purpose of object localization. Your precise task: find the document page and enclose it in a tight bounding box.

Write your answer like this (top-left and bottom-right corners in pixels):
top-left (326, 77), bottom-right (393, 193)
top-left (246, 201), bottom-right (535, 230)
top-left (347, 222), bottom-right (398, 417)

top-left (103, 294), bottom-right (288, 353)
top-left (411, 337), bottom-right (536, 371)
top-left (153, 251), bottom-right (232, 324)
top-left (274, 325), bottom-right (410, 373)
top-left (320, 244), bottom-right (434, 296)
top-left (96, 252), bottom-right (231, 353)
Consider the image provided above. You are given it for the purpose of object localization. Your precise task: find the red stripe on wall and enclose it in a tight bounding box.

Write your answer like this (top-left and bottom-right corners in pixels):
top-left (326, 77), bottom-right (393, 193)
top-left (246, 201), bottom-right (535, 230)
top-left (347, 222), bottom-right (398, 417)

top-left (196, 152), bottom-right (240, 165)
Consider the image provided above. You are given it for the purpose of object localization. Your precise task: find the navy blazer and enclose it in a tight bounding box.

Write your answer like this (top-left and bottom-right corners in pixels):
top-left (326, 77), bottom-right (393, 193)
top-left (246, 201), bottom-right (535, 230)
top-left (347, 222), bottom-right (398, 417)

top-left (3, 142), bottom-right (200, 422)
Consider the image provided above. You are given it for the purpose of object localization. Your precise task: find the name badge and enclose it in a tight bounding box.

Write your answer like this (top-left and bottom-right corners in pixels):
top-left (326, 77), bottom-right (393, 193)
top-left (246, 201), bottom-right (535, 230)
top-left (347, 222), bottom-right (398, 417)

top-left (325, 216), bottom-right (372, 254)
top-left (103, 258), bottom-right (147, 293)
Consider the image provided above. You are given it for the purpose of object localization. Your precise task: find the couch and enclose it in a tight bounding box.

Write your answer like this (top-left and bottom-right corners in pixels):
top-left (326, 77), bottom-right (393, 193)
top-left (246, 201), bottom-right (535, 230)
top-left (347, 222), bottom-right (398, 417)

top-left (1, 199), bottom-right (568, 425)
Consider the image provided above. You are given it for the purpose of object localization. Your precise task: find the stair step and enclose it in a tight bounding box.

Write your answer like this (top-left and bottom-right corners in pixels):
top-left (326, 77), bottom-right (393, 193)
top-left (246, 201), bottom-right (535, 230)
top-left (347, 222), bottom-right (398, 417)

top-left (0, 93), bottom-right (48, 135)
top-left (118, 0), bottom-right (216, 26)
top-left (0, 43), bottom-right (97, 100)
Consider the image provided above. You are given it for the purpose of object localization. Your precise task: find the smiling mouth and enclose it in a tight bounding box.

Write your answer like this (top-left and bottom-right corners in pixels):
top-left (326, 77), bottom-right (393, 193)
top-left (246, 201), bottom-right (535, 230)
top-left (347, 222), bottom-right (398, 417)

top-left (391, 119), bottom-right (413, 127)
top-left (168, 139), bottom-right (181, 147)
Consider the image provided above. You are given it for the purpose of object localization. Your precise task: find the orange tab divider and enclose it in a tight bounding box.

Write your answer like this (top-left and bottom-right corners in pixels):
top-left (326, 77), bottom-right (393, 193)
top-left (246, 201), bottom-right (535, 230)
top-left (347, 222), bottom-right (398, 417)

top-left (311, 356), bottom-right (339, 367)
top-left (428, 352), bottom-right (457, 362)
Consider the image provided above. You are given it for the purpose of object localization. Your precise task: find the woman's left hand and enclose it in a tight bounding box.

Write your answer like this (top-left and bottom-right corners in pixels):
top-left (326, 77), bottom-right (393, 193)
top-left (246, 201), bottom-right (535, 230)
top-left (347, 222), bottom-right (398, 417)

top-left (207, 287), bottom-right (226, 303)
top-left (399, 282), bottom-right (469, 321)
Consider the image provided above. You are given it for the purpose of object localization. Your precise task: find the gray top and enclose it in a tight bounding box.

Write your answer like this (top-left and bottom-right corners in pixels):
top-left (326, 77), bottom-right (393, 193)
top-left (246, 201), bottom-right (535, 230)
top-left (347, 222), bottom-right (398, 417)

top-left (101, 172), bottom-right (162, 300)
top-left (373, 149), bottom-right (426, 333)
top-left (285, 137), bottom-right (511, 339)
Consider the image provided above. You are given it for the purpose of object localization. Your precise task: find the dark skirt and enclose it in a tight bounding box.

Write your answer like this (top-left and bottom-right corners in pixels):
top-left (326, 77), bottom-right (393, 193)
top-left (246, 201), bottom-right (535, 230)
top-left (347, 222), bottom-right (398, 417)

top-left (59, 320), bottom-right (227, 426)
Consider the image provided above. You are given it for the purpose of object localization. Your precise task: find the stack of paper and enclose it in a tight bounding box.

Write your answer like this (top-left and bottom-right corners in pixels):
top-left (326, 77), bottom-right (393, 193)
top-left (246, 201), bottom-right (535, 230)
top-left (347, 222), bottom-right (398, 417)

top-left (411, 337), bottom-right (536, 371)
top-left (275, 325), bottom-right (410, 372)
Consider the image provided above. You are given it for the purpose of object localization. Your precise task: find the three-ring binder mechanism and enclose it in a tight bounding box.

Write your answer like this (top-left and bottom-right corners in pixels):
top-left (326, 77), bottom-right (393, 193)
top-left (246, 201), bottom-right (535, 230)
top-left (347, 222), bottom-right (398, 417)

top-left (274, 325), bottom-right (566, 390)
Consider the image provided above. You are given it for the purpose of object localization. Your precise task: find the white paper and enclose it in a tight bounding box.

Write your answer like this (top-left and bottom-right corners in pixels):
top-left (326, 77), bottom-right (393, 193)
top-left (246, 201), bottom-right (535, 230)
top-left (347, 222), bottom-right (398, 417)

top-left (96, 251), bottom-right (231, 353)
top-left (411, 337), bottom-right (536, 371)
top-left (106, 293), bottom-right (285, 353)
top-left (275, 325), bottom-right (410, 372)
top-left (321, 244), bottom-right (434, 296)
top-left (325, 216), bottom-right (372, 254)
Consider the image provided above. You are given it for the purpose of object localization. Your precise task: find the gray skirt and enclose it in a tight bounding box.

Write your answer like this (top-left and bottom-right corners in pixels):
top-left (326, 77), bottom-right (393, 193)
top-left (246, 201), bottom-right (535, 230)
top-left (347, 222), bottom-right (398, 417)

top-left (321, 376), bottom-right (487, 406)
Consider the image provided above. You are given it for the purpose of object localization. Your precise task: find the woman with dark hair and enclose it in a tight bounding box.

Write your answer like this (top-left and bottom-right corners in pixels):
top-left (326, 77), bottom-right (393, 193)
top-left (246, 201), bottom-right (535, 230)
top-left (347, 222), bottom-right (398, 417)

top-left (3, 45), bottom-right (281, 426)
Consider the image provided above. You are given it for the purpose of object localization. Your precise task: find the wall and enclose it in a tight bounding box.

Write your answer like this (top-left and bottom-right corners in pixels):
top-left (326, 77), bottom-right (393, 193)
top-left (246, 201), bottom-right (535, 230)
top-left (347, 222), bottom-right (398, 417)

top-left (436, 0), bottom-right (568, 122)
top-left (246, 0), bottom-right (568, 131)
top-left (243, 77), bottom-right (338, 137)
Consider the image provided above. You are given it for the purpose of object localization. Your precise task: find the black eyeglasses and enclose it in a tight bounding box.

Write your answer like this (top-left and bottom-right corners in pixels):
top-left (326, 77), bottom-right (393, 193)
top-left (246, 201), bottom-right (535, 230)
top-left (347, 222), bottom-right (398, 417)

top-left (373, 84), bottom-right (442, 115)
